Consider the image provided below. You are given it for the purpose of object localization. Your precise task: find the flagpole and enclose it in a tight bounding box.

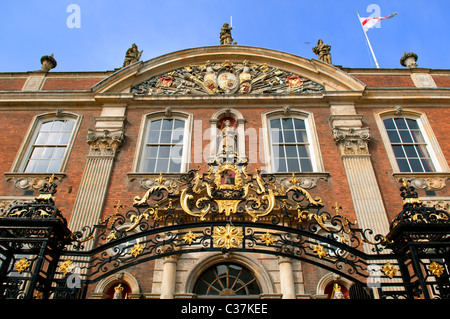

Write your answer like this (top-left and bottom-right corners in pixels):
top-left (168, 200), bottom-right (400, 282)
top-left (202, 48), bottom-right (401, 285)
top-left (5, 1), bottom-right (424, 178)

top-left (357, 12), bottom-right (380, 69)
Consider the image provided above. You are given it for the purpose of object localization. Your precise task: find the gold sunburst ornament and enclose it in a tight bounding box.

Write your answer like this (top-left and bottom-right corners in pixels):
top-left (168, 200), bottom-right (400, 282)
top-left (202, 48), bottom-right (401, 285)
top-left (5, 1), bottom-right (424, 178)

top-left (14, 257), bottom-right (30, 274)
top-left (259, 232), bottom-right (275, 246)
top-left (312, 244), bottom-right (328, 259)
top-left (129, 243), bottom-right (145, 257)
top-left (382, 262), bottom-right (398, 279)
top-left (212, 224), bottom-right (243, 249)
top-left (182, 231), bottom-right (198, 245)
top-left (428, 261), bottom-right (445, 278)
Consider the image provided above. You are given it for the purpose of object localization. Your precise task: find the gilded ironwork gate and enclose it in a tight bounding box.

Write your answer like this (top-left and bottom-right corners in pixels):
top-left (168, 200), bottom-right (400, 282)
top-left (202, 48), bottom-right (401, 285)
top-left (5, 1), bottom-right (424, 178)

top-left (1, 160), bottom-right (449, 299)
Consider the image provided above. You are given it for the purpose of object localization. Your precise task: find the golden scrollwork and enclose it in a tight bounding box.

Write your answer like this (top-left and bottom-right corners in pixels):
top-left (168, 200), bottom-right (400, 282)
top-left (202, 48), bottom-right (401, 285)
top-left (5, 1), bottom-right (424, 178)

top-left (212, 224), bottom-right (244, 249)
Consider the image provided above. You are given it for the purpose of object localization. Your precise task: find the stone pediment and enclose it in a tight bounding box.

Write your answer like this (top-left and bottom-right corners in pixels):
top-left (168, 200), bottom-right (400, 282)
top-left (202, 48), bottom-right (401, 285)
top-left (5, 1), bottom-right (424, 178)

top-left (91, 46), bottom-right (366, 94)
top-left (130, 60), bottom-right (324, 95)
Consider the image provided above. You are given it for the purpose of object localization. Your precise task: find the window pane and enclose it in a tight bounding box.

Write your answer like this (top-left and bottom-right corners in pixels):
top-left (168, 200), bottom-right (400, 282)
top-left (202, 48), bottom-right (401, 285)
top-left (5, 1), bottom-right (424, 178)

top-left (383, 118), bottom-right (395, 129)
top-left (409, 159), bottom-right (423, 172)
top-left (169, 160), bottom-right (181, 172)
top-left (406, 119), bottom-right (419, 130)
top-left (156, 159), bottom-right (168, 172)
top-left (41, 121), bottom-right (53, 131)
top-left (36, 160), bottom-right (50, 173)
top-left (47, 133), bottom-right (59, 145)
top-left (148, 131), bottom-right (160, 143)
top-left (158, 146), bottom-right (170, 158)
top-left (399, 130), bottom-right (413, 143)
top-left (42, 147), bottom-right (55, 159)
top-left (293, 119), bottom-right (306, 130)
top-left (387, 130), bottom-right (401, 143)
top-left (24, 160), bottom-right (37, 173)
top-left (284, 130), bottom-right (295, 143)
top-left (394, 118), bottom-right (407, 129)
top-left (287, 158), bottom-right (300, 172)
top-left (35, 132), bottom-right (48, 144)
top-left (149, 120), bottom-right (161, 131)
top-left (58, 133), bottom-right (71, 145)
top-left (282, 118), bottom-right (294, 130)
top-left (51, 120), bottom-right (64, 132)
top-left (173, 119), bottom-right (185, 130)
top-left (161, 119), bottom-right (173, 131)
top-left (54, 147), bottom-right (66, 159)
top-left (421, 158), bottom-right (435, 172)
top-left (297, 145), bottom-right (310, 158)
top-left (172, 129), bottom-right (184, 143)
top-left (159, 130), bottom-right (172, 143)
top-left (392, 145), bottom-right (405, 158)
top-left (403, 145), bottom-right (418, 158)
top-left (273, 158), bottom-right (287, 172)
top-left (30, 147), bottom-right (44, 159)
top-left (270, 118), bottom-right (281, 129)
top-left (411, 130), bottom-right (425, 144)
top-left (397, 159), bottom-right (410, 172)
top-left (285, 145), bottom-right (297, 157)
top-left (48, 159), bottom-right (62, 172)
top-left (270, 129), bottom-right (283, 143)
top-left (295, 130), bottom-right (307, 143)
top-left (143, 159), bottom-right (156, 172)
top-left (300, 159), bottom-right (313, 172)
top-left (62, 120), bottom-right (75, 131)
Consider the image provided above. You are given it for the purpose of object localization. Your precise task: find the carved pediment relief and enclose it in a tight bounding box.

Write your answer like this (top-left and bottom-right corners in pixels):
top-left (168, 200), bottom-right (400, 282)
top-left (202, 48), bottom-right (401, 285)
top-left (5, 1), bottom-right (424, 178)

top-left (130, 60), bottom-right (324, 95)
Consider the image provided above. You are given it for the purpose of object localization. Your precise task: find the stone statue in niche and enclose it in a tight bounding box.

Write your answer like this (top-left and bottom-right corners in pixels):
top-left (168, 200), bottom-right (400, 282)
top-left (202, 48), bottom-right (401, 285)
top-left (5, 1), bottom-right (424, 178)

top-left (113, 283), bottom-right (124, 299)
top-left (220, 119), bottom-right (237, 154)
top-left (313, 39), bottom-right (332, 64)
top-left (123, 43), bottom-right (143, 67)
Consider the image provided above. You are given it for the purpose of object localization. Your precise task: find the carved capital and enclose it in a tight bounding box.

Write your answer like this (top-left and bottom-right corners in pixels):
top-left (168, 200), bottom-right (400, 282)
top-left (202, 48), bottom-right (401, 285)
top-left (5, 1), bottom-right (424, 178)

top-left (332, 127), bottom-right (370, 155)
top-left (87, 129), bottom-right (124, 156)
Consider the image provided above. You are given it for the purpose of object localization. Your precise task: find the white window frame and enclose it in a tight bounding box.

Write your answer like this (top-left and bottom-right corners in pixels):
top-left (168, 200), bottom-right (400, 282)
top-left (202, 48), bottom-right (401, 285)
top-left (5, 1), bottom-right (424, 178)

top-left (133, 111), bottom-right (192, 174)
top-left (262, 109), bottom-right (324, 173)
top-left (9, 111), bottom-right (81, 174)
top-left (375, 110), bottom-right (448, 174)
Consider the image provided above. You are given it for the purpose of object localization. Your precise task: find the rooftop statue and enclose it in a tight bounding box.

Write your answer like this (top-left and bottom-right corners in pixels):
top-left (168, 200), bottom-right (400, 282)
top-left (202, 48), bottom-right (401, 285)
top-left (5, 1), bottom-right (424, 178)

top-left (220, 23), bottom-right (234, 45)
top-left (313, 39), bottom-right (332, 64)
top-left (123, 43), bottom-right (143, 67)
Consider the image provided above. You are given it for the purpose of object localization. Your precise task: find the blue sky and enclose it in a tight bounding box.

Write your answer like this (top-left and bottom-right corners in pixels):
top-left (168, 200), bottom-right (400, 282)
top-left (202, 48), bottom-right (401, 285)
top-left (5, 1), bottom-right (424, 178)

top-left (1, 0), bottom-right (448, 72)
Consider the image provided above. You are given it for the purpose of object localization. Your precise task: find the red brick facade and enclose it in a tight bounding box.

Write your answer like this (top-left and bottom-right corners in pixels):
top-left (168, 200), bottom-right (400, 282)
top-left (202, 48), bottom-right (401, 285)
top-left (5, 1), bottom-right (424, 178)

top-left (0, 46), bottom-right (449, 299)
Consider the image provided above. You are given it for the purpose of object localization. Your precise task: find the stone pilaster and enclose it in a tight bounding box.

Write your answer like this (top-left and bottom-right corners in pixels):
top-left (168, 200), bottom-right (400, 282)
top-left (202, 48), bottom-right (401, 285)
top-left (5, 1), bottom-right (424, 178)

top-left (68, 128), bottom-right (124, 246)
top-left (332, 127), bottom-right (390, 242)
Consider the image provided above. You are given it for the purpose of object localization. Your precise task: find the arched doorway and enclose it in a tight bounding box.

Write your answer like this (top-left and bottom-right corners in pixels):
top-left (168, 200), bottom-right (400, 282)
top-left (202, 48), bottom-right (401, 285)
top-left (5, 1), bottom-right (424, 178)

top-left (193, 262), bottom-right (261, 298)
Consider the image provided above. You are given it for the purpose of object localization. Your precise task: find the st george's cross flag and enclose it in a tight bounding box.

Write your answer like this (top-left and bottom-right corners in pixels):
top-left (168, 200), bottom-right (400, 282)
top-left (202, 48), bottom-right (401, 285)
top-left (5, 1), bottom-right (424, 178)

top-left (359, 12), bottom-right (397, 32)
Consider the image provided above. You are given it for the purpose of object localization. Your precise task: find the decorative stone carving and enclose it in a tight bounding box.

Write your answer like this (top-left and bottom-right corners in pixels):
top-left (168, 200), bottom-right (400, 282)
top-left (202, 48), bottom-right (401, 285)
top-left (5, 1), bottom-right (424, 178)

top-left (40, 54), bottom-right (57, 72)
top-left (130, 60), bottom-right (324, 95)
top-left (332, 127), bottom-right (370, 155)
top-left (87, 129), bottom-right (124, 156)
top-left (279, 174), bottom-right (327, 190)
top-left (313, 40), bottom-right (332, 64)
top-left (421, 199), bottom-right (450, 213)
top-left (405, 176), bottom-right (447, 191)
top-left (400, 52), bottom-right (418, 68)
top-left (5, 175), bottom-right (64, 190)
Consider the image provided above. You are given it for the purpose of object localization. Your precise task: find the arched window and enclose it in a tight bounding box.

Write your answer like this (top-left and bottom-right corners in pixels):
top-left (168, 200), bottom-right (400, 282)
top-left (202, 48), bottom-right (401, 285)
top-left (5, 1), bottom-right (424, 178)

top-left (193, 263), bottom-right (261, 297)
top-left (376, 110), bottom-right (448, 174)
top-left (23, 119), bottom-right (76, 173)
top-left (135, 112), bottom-right (192, 173)
top-left (262, 109), bottom-right (324, 173)
top-left (11, 112), bottom-right (81, 174)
